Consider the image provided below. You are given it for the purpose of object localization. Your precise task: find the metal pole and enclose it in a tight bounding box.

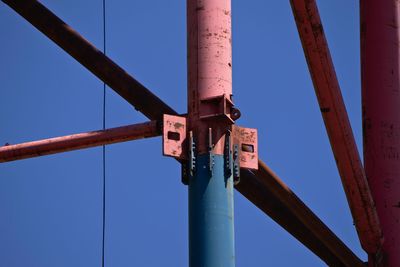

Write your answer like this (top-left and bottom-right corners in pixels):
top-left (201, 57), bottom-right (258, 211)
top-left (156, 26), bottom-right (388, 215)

top-left (0, 121), bottom-right (159, 163)
top-left (187, 0), bottom-right (235, 266)
top-left (290, 0), bottom-right (382, 255)
top-left (360, 1), bottom-right (400, 266)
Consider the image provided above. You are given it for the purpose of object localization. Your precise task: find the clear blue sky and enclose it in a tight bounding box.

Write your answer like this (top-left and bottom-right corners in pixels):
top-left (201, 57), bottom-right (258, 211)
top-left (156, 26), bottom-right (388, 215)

top-left (0, 1), bottom-right (364, 266)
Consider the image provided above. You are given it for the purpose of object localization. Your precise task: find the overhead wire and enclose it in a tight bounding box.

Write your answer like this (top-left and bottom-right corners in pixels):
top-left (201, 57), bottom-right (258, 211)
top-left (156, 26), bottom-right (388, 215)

top-left (101, 0), bottom-right (107, 266)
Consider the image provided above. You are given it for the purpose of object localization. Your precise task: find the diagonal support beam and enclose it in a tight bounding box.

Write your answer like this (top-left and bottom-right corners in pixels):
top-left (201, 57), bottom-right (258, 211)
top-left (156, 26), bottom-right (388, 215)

top-left (290, 0), bottom-right (383, 255)
top-left (1, 0), bottom-right (177, 121)
top-left (238, 163), bottom-right (365, 267)
top-left (0, 121), bottom-right (159, 163)
top-left (2, 0), bottom-right (364, 265)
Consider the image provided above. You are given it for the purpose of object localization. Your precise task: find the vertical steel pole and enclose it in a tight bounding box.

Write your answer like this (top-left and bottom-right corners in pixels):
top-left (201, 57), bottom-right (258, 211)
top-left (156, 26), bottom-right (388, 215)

top-left (360, 1), bottom-right (400, 266)
top-left (187, 0), bottom-right (235, 266)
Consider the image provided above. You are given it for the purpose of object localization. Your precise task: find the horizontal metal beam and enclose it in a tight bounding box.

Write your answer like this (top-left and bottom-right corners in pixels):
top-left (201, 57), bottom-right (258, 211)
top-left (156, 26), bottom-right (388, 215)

top-left (1, 0), bottom-right (177, 121)
top-left (2, 0), bottom-right (364, 265)
top-left (0, 121), bottom-right (159, 163)
top-left (290, 0), bottom-right (382, 255)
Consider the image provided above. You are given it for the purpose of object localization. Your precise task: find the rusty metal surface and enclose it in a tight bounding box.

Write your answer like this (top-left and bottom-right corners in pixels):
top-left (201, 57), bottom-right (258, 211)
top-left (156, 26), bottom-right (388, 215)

top-left (2, 0), bottom-right (365, 264)
top-left (1, 0), bottom-right (177, 121)
top-left (232, 125), bottom-right (258, 170)
top-left (162, 114), bottom-right (187, 160)
top-left (0, 121), bottom-right (159, 163)
top-left (361, 1), bottom-right (400, 266)
top-left (290, 0), bottom-right (383, 255)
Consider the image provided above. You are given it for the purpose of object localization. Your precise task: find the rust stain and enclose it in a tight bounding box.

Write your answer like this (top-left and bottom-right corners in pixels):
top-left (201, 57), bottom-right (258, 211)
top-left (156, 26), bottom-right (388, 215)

top-left (173, 122), bottom-right (185, 130)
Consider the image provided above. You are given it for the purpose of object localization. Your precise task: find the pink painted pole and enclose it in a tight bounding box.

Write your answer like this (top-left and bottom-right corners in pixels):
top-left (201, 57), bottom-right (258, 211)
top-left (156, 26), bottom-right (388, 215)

top-left (187, 0), bottom-right (235, 153)
top-left (360, 1), bottom-right (400, 266)
top-left (187, 0), bottom-right (236, 266)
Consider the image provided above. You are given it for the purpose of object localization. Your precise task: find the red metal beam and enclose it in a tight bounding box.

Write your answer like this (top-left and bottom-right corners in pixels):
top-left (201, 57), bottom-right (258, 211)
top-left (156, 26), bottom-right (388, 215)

top-left (360, 1), bottom-right (400, 266)
top-left (2, 1), bottom-right (365, 264)
top-left (0, 121), bottom-right (159, 163)
top-left (290, 0), bottom-right (383, 255)
top-left (1, 0), bottom-right (177, 121)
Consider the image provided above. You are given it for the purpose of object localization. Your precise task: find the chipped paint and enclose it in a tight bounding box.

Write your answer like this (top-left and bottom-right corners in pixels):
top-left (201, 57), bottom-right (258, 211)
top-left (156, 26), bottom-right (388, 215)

top-left (162, 114), bottom-right (187, 160)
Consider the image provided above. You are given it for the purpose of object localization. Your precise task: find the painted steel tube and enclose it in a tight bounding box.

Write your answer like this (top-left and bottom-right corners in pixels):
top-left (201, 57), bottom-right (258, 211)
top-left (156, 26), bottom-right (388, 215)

top-left (189, 155), bottom-right (235, 267)
top-left (187, 0), bottom-right (235, 266)
top-left (0, 121), bottom-right (159, 163)
top-left (360, 1), bottom-right (400, 266)
top-left (187, 0), bottom-right (233, 155)
top-left (1, 0), bottom-right (177, 121)
top-left (290, 0), bottom-right (383, 255)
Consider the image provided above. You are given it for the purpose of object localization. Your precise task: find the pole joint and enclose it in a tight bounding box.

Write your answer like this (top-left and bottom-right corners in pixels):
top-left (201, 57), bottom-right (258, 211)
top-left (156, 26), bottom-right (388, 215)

top-left (207, 128), bottom-right (215, 175)
top-left (224, 130), bottom-right (232, 178)
top-left (233, 144), bottom-right (240, 184)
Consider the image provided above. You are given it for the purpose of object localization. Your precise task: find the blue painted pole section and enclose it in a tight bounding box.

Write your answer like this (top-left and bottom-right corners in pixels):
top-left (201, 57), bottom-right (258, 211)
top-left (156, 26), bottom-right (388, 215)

top-left (189, 154), bottom-right (235, 267)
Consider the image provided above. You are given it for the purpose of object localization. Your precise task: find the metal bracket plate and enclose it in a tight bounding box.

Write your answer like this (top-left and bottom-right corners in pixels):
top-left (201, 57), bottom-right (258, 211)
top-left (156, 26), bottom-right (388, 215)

top-left (199, 94), bottom-right (235, 123)
top-left (232, 125), bottom-right (258, 170)
top-left (162, 114), bottom-right (187, 160)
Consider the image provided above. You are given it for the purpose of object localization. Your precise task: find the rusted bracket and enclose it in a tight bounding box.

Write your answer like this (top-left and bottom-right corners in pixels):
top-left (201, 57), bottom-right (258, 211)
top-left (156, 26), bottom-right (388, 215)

top-left (199, 95), bottom-right (235, 123)
top-left (162, 114), bottom-right (187, 160)
top-left (162, 116), bottom-right (257, 170)
top-left (220, 125), bottom-right (258, 185)
top-left (162, 115), bottom-right (257, 185)
top-left (232, 125), bottom-right (258, 170)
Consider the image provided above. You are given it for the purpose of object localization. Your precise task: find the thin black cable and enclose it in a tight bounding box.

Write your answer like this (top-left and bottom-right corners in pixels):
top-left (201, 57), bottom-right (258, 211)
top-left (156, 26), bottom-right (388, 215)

top-left (101, 0), bottom-right (106, 266)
